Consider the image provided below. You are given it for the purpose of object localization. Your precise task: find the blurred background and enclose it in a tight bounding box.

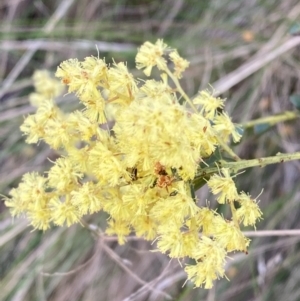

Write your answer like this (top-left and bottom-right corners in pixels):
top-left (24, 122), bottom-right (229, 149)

top-left (1, 0), bottom-right (300, 300)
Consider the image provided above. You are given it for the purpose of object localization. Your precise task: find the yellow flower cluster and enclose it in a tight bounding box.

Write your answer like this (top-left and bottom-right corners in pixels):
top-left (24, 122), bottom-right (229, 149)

top-left (4, 40), bottom-right (262, 289)
top-left (29, 70), bottom-right (64, 107)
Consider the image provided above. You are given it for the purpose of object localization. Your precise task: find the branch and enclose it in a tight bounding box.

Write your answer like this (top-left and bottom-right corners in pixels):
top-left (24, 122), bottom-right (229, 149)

top-left (242, 111), bottom-right (300, 129)
top-left (196, 152), bottom-right (300, 178)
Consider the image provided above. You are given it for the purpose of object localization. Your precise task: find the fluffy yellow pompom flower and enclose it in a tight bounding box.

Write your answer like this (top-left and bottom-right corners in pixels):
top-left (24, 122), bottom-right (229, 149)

top-left (236, 192), bottom-right (263, 227)
top-left (55, 57), bottom-right (108, 123)
top-left (169, 50), bottom-right (190, 79)
top-left (29, 70), bottom-right (64, 107)
top-left (4, 172), bottom-right (47, 217)
top-left (193, 89), bottom-right (225, 119)
top-left (50, 195), bottom-right (81, 227)
top-left (20, 114), bottom-right (45, 144)
top-left (213, 112), bottom-right (242, 143)
top-left (107, 61), bottom-right (138, 106)
top-left (214, 219), bottom-right (250, 252)
top-left (71, 182), bottom-right (103, 215)
top-left (207, 168), bottom-right (238, 203)
top-left (185, 236), bottom-right (227, 288)
top-left (48, 157), bottom-right (83, 192)
top-left (106, 219), bottom-right (131, 245)
top-left (136, 40), bottom-right (168, 76)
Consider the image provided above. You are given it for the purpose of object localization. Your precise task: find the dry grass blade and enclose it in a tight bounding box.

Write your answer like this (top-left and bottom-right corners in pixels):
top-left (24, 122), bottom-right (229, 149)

top-left (213, 36), bottom-right (300, 95)
top-left (244, 230), bottom-right (300, 237)
top-left (0, 218), bottom-right (27, 247)
top-left (0, 0), bottom-right (75, 99)
top-left (0, 39), bottom-right (135, 53)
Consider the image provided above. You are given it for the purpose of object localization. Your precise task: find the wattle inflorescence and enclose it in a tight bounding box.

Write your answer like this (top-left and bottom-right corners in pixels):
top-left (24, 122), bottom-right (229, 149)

top-left (4, 40), bottom-right (262, 288)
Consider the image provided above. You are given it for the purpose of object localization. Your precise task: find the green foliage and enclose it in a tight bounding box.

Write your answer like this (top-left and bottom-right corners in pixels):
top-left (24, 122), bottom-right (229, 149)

top-left (290, 94), bottom-right (300, 110)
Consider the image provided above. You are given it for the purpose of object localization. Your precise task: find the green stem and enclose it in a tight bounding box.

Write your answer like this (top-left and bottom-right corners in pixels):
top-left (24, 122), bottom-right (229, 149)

top-left (215, 134), bottom-right (241, 161)
top-left (164, 67), bottom-right (198, 112)
top-left (242, 111), bottom-right (299, 129)
top-left (195, 152), bottom-right (300, 179)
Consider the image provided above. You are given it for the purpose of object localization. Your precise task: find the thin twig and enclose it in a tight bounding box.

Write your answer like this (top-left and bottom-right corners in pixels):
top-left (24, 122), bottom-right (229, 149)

top-left (123, 260), bottom-right (174, 301)
top-left (243, 229), bottom-right (300, 237)
top-left (81, 221), bottom-right (171, 300)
